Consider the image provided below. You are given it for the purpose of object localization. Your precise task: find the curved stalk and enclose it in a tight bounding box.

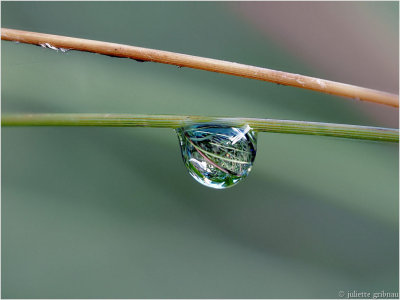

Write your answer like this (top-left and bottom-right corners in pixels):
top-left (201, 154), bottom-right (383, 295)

top-left (2, 113), bottom-right (398, 143)
top-left (1, 28), bottom-right (398, 107)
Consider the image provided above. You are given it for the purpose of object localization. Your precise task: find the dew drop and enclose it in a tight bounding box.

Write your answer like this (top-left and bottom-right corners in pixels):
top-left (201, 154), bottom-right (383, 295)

top-left (176, 124), bottom-right (257, 189)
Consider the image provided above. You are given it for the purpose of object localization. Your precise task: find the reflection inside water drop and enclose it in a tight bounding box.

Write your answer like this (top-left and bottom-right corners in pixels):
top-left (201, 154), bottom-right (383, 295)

top-left (176, 124), bottom-right (257, 189)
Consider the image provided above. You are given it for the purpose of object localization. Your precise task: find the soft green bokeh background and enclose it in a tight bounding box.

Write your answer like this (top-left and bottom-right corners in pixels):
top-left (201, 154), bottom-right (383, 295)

top-left (1, 2), bottom-right (398, 298)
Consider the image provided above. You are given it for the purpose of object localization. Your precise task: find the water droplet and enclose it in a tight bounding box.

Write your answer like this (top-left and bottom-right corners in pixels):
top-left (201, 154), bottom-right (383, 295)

top-left (39, 43), bottom-right (70, 53)
top-left (176, 124), bottom-right (257, 189)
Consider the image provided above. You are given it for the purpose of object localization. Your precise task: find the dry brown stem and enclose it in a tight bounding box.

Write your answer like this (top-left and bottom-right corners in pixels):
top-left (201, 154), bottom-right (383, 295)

top-left (2, 28), bottom-right (398, 107)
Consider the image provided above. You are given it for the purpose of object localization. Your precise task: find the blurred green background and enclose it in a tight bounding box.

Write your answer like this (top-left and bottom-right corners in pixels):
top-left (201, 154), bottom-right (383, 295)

top-left (1, 1), bottom-right (398, 298)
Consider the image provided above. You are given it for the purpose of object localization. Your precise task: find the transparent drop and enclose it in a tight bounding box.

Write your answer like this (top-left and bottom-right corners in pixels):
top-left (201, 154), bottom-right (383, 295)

top-left (176, 124), bottom-right (257, 189)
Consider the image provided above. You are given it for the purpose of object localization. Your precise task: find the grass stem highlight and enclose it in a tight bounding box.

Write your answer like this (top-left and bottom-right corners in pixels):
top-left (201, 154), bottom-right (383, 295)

top-left (2, 113), bottom-right (398, 143)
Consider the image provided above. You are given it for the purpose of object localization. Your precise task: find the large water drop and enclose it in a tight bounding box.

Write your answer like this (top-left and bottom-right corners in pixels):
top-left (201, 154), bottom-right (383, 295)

top-left (176, 124), bottom-right (257, 189)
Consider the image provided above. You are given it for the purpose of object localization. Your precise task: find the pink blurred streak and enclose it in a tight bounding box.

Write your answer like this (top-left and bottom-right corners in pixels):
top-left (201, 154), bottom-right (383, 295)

top-left (228, 2), bottom-right (398, 128)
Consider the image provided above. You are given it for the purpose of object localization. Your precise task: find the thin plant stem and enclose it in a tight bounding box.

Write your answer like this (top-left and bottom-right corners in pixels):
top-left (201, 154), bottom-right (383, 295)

top-left (1, 28), bottom-right (398, 107)
top-left (2, 113), bottom-right (398, 143)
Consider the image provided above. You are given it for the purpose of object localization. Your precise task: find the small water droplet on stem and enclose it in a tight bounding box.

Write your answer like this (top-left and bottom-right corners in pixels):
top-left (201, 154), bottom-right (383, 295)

top-left (176, 124), bottom-right (257, 189)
